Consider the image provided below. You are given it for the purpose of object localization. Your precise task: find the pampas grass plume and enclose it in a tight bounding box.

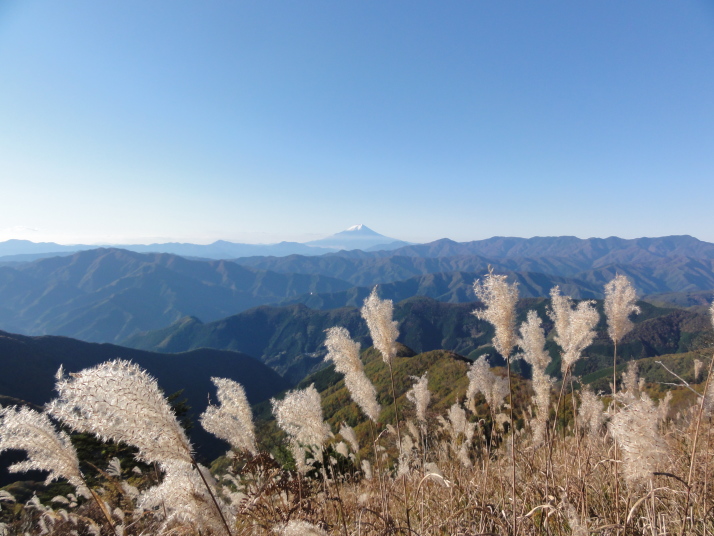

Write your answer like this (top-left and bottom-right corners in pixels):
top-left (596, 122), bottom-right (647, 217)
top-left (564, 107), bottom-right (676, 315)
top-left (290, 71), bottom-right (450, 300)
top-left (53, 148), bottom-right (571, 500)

top-left (548, 286), bottom-right (599, 372)
top-left (274, 520), bottom-right (329, 536)
top-left (271, 385), bottom-right (331, 472)
top-left (466, 356), bottom-right (509, 411)
top-left (517, 311), bottom-right (553, 444)
top-left (406, 373), bottom-right (431, 423)
top-left (47, 360), bottom-right (193, 466)
top-left (200, 377), bottom-right (257, 455)
top-left (361, 287), bottom-right (399, 365)
top-left (324, 326), bottom-right (381, 422)
top-left (0, 406), bottom-right (86, 493)
top-left (473, 270), bottom-right (519, 360)
top-left (604, 274), bottom-right (640, 344)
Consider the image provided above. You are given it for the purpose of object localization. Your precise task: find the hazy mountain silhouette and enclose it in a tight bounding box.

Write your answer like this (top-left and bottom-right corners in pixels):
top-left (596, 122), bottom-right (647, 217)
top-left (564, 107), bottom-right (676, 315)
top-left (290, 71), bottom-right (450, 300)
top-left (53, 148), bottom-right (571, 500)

top-left (304, 224), bottom-right (410, 251)
top-left (0, 225), bottom-right (411, 262)
top-left (0, 248), bottom-right (352, 342)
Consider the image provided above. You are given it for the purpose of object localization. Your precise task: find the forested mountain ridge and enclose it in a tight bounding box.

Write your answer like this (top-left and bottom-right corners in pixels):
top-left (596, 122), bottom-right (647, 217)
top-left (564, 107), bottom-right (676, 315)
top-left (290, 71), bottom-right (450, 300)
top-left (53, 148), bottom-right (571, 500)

top-left (2, 235), bottom-right (714, 350)
top-left (0, 248), bottom-right (352, 343)
top-left (124, 296), bottom-right (714, 384)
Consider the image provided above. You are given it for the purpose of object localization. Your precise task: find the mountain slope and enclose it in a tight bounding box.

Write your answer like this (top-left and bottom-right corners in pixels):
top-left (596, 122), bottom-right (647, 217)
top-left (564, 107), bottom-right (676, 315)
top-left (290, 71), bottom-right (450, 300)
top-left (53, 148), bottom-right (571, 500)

top-left (0, 330), bottom-right (291, 462)
top-left (278, 270), bottom-right (605, 310)
top-left (0, 248), bottom-right (352, 343)
top-left (124, 296), bottom-right (711, 384)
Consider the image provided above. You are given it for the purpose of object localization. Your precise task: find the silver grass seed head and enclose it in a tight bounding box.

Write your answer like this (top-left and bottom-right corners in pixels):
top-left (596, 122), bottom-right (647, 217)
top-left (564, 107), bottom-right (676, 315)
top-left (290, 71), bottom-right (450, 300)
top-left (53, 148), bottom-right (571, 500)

top-left (473, 270), bottom-right (519, 360)
top-left (324, 326), bottom-right (363, 376)
top-left (406, 419), bottom-right (421, 445)
top-left (705, 356), bottom-right (714, 416)
top-left (446, 402), bottom-right (468, 443)
top-left (200, 377), bottom-right (257, 455)
top-left (466, 356), bottom-right (509, 411)
top-left (47, 359), bottom-right (193, 466)
top-left (271, 385), bottom-right (331, 463)
top-left (324, 327), bottom-right (381, 422)
top-left (694, 359), bottom-right (704, 382)
top-left (138, 460), bottom-right (233, 535)
top-left (710, 300), bottom-right (714, 330)
top-left (517, 310), bottom-right (551, 371)
top-left (621, 361), bottom-right (640, 398)
top-left (578, 386), bottom-right (605, 439)
top-left (335, 441), bottom-right (349, 459)
top-left (406, 373), bottom-right (431, 423)
top-left (338, 422), bottom-right (359, 453)
top-left (530, 367), bottom-right (553, 445)
top-left (604, 274), bottom-right (641, 344)
top-left (659, 391), bottom-right (672, 422)
top-left (548, 286), bottom-right (599, 372)
top-left (361, 287), bottom-right (399, 365)
top-left (361, 459), bottom-right (373, 480)
top-left (609, 393), bottom-right (667, 487)
top-left (0, 406), bottom-right (85, 493)
top-left (274, 520), bottom-right (329, 536)
top-left (397, 434), bottom-right (415, 476)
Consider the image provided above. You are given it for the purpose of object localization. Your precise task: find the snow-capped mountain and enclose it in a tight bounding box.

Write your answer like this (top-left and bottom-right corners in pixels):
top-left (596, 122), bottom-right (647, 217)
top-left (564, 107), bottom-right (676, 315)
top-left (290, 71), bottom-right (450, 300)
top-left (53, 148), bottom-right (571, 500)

top-left (0, 226), bottom-right (411, 263)
top-left (304, 224), bottom-right (410, 251)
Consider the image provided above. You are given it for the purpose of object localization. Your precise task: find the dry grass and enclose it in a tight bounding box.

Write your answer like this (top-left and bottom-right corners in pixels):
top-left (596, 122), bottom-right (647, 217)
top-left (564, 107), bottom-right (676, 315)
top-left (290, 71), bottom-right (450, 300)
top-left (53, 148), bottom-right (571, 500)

top-left (1, 281), bottom-right (713, 535)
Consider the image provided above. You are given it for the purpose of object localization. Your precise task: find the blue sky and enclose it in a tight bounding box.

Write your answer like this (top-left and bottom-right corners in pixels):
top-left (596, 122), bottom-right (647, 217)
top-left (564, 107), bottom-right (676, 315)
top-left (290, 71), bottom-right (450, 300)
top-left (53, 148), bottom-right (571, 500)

top-left (1, 1), bottom-right (713, 245)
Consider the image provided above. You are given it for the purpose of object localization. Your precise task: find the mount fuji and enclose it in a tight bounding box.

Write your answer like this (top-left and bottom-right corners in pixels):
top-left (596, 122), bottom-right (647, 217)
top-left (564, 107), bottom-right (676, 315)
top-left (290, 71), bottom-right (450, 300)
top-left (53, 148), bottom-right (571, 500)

top-left (305, 224), bottom-right (410, 251)
top-left (0, 226), bottom-right (412, 264)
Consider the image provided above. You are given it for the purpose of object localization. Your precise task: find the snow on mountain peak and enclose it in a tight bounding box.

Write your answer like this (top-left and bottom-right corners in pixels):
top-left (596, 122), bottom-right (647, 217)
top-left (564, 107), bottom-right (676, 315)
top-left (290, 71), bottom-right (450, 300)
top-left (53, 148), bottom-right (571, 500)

top-left (346, 224), bottom-right (364, 232)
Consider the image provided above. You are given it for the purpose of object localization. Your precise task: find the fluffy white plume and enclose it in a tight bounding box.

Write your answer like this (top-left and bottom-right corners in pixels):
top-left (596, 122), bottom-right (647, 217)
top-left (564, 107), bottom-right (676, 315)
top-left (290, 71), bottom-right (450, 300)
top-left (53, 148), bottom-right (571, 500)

top-left (273, 520), bottom-right (329, 536)
top-left (466, 356), bottom-right (509, 411)
top-left (138, 460), bottom-right (234, 535)
top-left (473, 271), bottom-right (519, 360)
top-left (0, 406), bottom-right (86, 493)
top-left (609, 393), bottom-right (667, 487)
top-left (406, 373), bottom-right (431, 423)
top-left (361, 459), bottom-right (373, 480)
top-left (446, 403), bottom-right (476, 468)
top-left (361, 287), bottom-right (399, 364)
top-left (338, 423), bottom-right (359, 453)
top-left (47, 360), bottom-right (193, 466)
top-left (516, 311), bottom-right (553, 444)
top-left (694, 359), bottom-right (704, 382)
top-left (396, 433), bottom-right (416, 476)
top-left (604, 274), bottom-right (640, 344)
top-left (548, 286), bottom-right (600, 372)
top-left (517, 310), bottom-right (551, 370)
top-left (271, 385), bottom-right (331, 472)
top-left (200, 377), bottom-right (257, 454)
top-left (324, 326), bottom-right (381, 422)
top-left (578, 386), bottom-right (605, 438)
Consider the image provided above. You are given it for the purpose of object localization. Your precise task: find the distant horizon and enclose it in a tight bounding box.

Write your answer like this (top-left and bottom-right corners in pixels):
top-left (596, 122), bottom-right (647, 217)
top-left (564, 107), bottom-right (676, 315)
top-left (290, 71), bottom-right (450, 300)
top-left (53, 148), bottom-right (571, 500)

top-left (0, 228), bottom-right (711, 248)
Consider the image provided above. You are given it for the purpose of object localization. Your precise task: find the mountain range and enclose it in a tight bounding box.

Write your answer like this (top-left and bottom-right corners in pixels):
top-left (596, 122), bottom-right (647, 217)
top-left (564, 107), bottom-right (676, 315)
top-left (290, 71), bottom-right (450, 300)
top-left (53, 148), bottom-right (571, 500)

top-left (0, 248), bottom-right (352, 343)
top-left (0, 225), bottom-right (407, 263)
top-left (124, 295), bottom-right (714, 384)
top-left (2, 234), bottom-right (714, 346)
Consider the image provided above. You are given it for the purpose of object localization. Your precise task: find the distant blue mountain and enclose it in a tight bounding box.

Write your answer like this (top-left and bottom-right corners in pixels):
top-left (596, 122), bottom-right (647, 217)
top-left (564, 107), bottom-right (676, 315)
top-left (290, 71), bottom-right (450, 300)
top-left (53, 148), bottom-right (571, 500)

top-left (304, 224), bottom-right (411, 251)
top-left (0, 225), bottom-right (411, 262)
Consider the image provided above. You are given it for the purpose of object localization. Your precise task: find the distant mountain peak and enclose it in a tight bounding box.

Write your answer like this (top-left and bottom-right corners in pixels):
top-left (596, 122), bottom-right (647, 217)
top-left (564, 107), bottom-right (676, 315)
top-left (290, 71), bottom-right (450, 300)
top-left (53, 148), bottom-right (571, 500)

top-left (345, 224), bottom-right (368, 232)
top-left (337, 224), bottom-right (382, 236)
top-left (305, 225), bottom-right (410, 251)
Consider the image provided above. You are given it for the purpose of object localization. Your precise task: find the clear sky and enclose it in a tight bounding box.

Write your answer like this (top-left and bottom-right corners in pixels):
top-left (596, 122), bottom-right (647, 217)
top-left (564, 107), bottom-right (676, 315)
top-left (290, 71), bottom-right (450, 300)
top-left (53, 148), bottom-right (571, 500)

top-left (1, 1), bottom-right (713, 245)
